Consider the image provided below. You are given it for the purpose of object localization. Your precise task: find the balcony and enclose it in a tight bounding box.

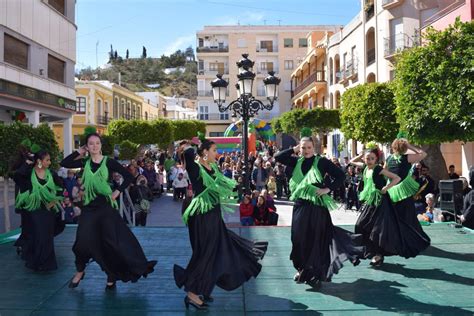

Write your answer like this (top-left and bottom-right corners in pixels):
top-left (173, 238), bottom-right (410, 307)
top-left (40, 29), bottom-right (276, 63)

top-left (384, 33), bottom-right (419, 58)
top-left (382, 0), bottom-right (404, 9)
top-left (96, 115), bottom-right (111, 125)
top-left (198, 113), bottom-right (231, 121)
top-left (293, 70), bottom-right (326, 97)
top-left (345, 60), bottom-right (358, 79)
top-left (256, 44), bottom-right (278, 53)
top-left (197, 90), bottom-right (229, 97)
top-left (196, 46), bottom-right (229, 53)
top-left (367, 48), bottom-right (376, 65)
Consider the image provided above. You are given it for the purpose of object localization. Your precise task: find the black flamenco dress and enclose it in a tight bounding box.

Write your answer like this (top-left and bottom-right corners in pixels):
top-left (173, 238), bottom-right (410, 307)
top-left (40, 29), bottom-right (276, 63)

top-left (385, 154), bottom-right (431, 257)
top-left (13, 163), bottom-right (64, 271)
top-left (61, 151), bottom-right (156, 283)
top-left (274, 149), bottom-right (364, 283)
top-left (173, 147), bottom-right (267, 297)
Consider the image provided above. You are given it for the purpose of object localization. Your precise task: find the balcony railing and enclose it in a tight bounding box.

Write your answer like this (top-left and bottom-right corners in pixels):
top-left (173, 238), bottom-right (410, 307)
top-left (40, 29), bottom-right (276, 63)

top-left (344, 60), bottom-right (358, 79)
top-left (367, 48), bottom-right (376, 65)
top-left (96, 115), bottom-right (111, 125)
top-left (384, 33), bottom-right (418, 57)
top-left (256, 44), bottom-right (279, 53)
top-left (198, 113), bottom-right (232, 121)
top-left (293, 70), bottom-right (326, 96)
top-left (257, 66), bottom-right (279, 74)
top-left (196, 46), bottom-right (229, 53)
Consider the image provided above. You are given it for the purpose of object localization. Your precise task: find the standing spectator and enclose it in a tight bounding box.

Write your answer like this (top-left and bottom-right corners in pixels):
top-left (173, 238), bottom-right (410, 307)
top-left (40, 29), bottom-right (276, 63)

top-left (223, 163), bottom-right (233, 178)
top-left (414, 165), bottom-right (436, 213)
top-left (274, 162), bottom-right (288, 199)
top-left (130, 175), bottom-right (153, 226)
top-left (267, 176), bottom-right (277, 193)
top-left (345, 165), bottom-right (360, 211)
top-left (157, 165), bottom-right (165, 195)
top-left (236, 176), bottom-right (244, 202)
top-left (64, 169), bottom-right (77, 198)
top-left (173, 172), bottom-right (188, 201)
top-left (448, 165), bottom-right (460, 179)
top-left (164, 155), bottom-right (175, 191)
top-left (142, 161), bottom-right (157, 192)
top-left (63, 196), bottom-right (77, 224)
top-left (460, 177), bottom-right (471, 196)
top-left (253, 195), bottom-right (270, 226)
top-left (239, 195), bottom-right (254, 226)
top-left (252, 160), bottom-right (268, 191)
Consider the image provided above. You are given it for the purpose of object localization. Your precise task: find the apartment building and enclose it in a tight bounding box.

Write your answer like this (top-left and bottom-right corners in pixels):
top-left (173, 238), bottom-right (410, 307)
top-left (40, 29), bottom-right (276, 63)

top-left (196, 25), bottom-right (340, 137)
top-left (137, 91), bottom-right (197, 120)
top-left (0, 0), bottom-right (77, 154)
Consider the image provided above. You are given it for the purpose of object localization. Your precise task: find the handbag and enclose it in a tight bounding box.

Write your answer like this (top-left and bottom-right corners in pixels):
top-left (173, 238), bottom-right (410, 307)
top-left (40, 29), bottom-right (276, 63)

top-left (134, 186), bottom-right (151, 214)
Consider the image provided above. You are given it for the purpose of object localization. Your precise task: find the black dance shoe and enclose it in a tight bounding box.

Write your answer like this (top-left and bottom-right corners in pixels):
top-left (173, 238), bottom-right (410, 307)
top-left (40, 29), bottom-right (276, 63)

top-left (307, 277), bottom-right (321, 290)
top-left (184, 296), bottom-right (208, 310)
top-left (105, 282), bottom-right (116, 291)
top-left (68, 272), bottom-right (85, 288)
top-left (352, 258), bottom-right (361, 266)
top-left (370, 255), bottom-right (384, 267)
top-left (200, 295), bottom-right (214, 303)
top-left (16, 246), bottom-right (22, 256)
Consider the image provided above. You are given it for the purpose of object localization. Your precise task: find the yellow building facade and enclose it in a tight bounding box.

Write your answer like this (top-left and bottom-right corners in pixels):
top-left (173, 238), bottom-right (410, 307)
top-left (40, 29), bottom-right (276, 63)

top-left (53, 80), bottom-right (159, 151)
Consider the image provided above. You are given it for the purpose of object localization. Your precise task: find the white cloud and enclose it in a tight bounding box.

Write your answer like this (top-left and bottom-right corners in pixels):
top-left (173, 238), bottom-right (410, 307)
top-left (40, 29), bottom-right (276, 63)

top-left (163, 35), bottom-right (195, 55)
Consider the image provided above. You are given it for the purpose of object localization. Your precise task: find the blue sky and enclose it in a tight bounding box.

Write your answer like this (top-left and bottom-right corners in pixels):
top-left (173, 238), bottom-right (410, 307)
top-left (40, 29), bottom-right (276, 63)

top-left (76, 0), bottom-right (361, 69)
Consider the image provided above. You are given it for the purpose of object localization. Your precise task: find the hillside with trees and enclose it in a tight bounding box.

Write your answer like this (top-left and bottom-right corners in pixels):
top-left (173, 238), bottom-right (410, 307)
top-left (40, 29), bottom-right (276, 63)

top-left (76, 46), bottom-right (197, 98)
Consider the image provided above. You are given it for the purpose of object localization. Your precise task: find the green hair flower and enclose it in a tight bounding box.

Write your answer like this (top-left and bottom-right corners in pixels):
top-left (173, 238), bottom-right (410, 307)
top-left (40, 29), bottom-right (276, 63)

top-left (300, 127), bottom-right (312, 138)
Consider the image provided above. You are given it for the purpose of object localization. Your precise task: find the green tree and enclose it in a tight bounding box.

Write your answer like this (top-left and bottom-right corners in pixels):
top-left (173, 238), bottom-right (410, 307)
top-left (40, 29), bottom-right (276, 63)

top-left (340, 83), bottom-right (399, 144)
top-left (172, 120), bottom-right (206, 140)
top-left (142, 46), bottom-right (147, 59)
top-left (0, 122), bottom-right (60, 232)
top-left (150, 119), bottom-right (174, 148)
top-left (126, 49), bottom-right (129, 59)
top-left (394, 18), bottom-right (474, 181)
top-left (119, 140), bottom-right (139, 160)
top-left (273, 108), bottom-right (340, 134)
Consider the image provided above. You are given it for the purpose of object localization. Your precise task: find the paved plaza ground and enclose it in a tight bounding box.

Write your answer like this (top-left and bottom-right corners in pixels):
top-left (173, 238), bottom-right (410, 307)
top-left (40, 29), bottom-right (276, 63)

top-left (0, 192), bottom-right (473, 315)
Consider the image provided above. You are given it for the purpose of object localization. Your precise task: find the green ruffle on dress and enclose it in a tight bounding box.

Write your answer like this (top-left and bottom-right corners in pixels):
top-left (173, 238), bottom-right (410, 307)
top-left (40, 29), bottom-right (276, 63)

top-left (82, 157), bottom-right (118, 209)
top-left (359, 168), bottom-right (382, 207)
top-left (289, 156), bottom-right (337, 210)
top-left (15, 169), bottom-right (63, 212)
top-left (182, 162), bottom-right (237, 224)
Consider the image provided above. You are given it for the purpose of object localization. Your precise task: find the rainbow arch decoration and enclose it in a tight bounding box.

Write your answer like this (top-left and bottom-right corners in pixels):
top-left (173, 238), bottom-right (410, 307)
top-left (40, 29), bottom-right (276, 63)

top-left (224, 118), bottom-right (276, 141)
top-left (208, 137), bottom-right (241, 154)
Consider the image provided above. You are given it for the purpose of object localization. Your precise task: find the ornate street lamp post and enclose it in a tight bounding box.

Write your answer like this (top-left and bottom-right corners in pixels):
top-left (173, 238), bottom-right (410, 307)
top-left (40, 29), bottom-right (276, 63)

top-left (211, 54), bottom-right (281, 193)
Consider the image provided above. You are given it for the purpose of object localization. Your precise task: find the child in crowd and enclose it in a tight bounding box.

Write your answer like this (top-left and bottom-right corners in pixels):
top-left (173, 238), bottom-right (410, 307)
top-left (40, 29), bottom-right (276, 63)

top-left (239, 195), bottom-right (254, 226)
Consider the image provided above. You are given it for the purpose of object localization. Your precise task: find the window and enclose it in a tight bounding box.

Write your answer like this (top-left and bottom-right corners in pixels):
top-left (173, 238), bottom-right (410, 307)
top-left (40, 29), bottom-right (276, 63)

top-left (284, 60), bottom-right (294, 70)
top-left (198, 60), bottom-right (204, 71)
top-left (261, 62), bottom-right (273, 72)
top-left (145, 111), bottom-right (148, 120)
top-left (284, 38), bottom-right (293, 48)
top-left (299, 38), bottom-right (308, 48)
top-left (97, 99), bottom-right (102, 116)
top-left (120, 99), bottom-right (125, 118)
top-left (48, 54), bottom-right (65, 83)
top-left (210, 132), bottom-right (224, 137)
top-left (237, 39), bottom-right (247, 48)
top-left (113, 98), bottom-right (118, 118)
top-left (76, 97), bottom-right (86, 113)
top-left (220, 112), bottom-right (229, 120)
top-left (48, 0), bottom-right (65, 15)
top-left (259, 41), bottom-right (274, 52)
top-left (4, 34), bottom-right (29, 70)
top-left (199, 105), bottom-right (209, 120)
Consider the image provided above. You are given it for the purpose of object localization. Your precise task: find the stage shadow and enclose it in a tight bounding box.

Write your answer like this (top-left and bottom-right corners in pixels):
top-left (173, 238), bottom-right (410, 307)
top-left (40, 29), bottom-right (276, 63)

top-left (378, 263), bottom-right (474, 286)
top-left (316, 278), bottom-right (471, 315)
top-left (243, 294), bottom-right (322, 315)
top-left (421, 245), bottom-right (474, 262)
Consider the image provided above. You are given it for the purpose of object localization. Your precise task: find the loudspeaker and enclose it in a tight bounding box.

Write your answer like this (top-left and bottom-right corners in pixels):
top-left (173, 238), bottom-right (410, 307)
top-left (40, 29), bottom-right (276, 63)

top-left (439, 179), bottom-right (463, 213)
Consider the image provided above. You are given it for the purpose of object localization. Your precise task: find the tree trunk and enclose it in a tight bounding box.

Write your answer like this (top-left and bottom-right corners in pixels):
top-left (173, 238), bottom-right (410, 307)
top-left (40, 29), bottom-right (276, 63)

top-left (3, 177), bottom-right (11, 233)
top-left (421, 144), bottom-right (449, 189)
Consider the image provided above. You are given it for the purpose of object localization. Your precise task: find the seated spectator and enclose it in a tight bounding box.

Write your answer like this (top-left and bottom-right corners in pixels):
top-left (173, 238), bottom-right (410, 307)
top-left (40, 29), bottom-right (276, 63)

top-left (172, 172), bottom-right (188, 201)
top-left (261, 189), bottom-right (276, 212)
top-left (460, 177), bottom-right (472, 196)
top-left (418, 193), bottom-right (435, 223)
top-left (236, 176), bottom-right (244, 202)
top-left (63, 196), bottom-right (77, 224)
top-left (253, 195), bottom-right (270, 226)
top-left (239, 195), bottom-right (254, 226)
top-left (460, 167), bottom-right (474, 229)
top-left (251, 190), bottom-right (260, 206)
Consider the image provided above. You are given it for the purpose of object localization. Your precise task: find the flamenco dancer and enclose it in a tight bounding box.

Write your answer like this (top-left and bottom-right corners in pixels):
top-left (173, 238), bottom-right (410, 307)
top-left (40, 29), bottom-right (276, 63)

top-left (274, 129), bottom-right (364, 289)
top-left (13, 143), bottom-right (64, 271)
top-left (173, 135), bottom-right (267, 310)
top-left (384, 135), bottom-right (431, 256)
top-left (350, 146), bottom-right (405, 266)
top-left (61, 128), bottom-right (156, 290)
